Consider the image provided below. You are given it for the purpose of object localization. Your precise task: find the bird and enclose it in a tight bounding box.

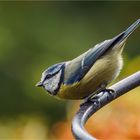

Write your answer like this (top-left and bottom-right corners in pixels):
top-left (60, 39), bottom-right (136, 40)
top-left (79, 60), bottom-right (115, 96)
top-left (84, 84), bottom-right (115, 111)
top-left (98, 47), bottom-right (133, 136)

top-left (36, 19), bottom-right (140, 100)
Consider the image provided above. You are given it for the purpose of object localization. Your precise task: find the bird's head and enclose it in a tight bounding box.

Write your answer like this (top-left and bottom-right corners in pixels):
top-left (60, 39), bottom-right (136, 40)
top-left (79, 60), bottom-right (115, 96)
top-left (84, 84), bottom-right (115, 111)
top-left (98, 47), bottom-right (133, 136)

top-left (36, 63), bottom-right (65, 95)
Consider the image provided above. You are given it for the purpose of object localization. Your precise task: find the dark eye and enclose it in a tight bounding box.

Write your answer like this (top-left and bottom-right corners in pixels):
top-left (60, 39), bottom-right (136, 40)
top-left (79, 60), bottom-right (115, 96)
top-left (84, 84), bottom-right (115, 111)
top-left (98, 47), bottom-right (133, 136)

top-left (46, 74), bottom-right (52, 79)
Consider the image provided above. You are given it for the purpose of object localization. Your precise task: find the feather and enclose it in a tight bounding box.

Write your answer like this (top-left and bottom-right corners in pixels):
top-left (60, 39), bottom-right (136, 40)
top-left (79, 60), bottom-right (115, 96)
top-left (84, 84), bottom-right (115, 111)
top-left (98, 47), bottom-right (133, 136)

top-left (64, 32), bottom-right (124, 84)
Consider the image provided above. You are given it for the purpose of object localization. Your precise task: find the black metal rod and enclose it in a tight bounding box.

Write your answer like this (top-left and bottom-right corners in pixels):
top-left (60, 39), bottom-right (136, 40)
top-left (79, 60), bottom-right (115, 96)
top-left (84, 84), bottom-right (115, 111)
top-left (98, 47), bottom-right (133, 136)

top-left (71, 71), bottom-right (140, 140)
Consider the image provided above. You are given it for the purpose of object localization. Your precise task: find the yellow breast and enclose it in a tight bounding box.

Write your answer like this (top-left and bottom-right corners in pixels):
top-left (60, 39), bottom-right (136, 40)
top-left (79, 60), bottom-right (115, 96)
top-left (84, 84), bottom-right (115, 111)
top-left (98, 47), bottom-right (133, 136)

top-left (56, 82), bottom-right (81, 99)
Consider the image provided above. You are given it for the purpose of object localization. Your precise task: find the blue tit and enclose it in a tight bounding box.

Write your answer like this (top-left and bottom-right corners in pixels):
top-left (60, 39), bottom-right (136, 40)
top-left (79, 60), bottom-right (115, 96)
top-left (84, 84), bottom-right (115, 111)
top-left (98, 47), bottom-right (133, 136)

top-left (36, 19), bottom-right (140, 100)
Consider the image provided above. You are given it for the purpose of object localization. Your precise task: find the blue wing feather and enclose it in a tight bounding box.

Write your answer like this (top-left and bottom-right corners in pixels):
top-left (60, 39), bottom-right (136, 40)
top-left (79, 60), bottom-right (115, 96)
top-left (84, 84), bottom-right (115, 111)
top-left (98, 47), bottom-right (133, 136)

top-left (64, 32), bottom-right (124, 84)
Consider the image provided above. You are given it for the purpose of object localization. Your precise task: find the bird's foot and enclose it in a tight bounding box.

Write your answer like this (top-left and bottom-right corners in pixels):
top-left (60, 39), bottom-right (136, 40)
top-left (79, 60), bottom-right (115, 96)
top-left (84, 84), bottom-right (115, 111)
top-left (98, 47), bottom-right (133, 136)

top-left (80, 91), bottom-right (103, 107)
top-left (102, 88), bottom-right (116, 100)
top-left (80, 88), bottom-right (116, 107)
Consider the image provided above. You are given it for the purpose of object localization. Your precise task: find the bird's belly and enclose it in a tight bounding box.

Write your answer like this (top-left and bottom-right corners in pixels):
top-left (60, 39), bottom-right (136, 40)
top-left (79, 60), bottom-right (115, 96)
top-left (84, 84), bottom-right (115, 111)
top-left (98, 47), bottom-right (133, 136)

top-left (56, 76), bottom-right (104, 100)
top-left (57, 54), bottom-right (123, 100)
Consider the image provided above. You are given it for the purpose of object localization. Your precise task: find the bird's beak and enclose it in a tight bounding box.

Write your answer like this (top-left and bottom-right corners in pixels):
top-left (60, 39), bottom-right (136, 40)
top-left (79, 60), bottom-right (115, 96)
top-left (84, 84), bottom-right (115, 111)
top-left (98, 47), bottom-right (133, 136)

top-left (113, 19), bottom-right (140, 45)
top-left (36, 81), bottom-right (43, 87)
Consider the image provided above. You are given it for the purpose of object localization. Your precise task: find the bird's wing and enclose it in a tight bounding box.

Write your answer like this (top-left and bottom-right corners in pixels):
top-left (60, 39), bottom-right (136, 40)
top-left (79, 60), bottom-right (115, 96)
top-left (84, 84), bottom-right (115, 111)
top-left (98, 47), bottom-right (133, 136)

top-left (64, 32), bottom-right (124, 84)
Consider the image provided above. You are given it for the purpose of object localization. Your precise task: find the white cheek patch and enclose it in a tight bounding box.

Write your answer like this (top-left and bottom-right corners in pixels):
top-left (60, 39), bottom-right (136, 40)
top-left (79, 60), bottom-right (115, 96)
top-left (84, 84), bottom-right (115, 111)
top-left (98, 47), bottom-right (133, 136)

top-left (44, 70), bottom-right (62, 94)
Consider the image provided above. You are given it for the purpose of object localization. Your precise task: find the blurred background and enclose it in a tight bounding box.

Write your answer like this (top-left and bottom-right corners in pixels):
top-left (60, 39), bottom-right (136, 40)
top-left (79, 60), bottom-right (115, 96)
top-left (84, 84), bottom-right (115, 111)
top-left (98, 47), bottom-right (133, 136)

top-left (0, 1), bottom-right (140, 139)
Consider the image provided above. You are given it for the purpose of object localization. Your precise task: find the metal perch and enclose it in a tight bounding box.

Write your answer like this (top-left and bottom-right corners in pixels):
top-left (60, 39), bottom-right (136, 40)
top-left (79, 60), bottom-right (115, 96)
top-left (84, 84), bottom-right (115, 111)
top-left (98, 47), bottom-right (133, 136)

top-left (71, 71), bottom-right (140, 140)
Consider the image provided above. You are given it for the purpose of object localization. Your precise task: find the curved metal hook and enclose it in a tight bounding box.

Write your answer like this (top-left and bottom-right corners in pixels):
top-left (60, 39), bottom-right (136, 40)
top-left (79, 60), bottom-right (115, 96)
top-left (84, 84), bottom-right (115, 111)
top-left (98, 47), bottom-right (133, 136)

top-left (72, 71), bottom-right (140, 140)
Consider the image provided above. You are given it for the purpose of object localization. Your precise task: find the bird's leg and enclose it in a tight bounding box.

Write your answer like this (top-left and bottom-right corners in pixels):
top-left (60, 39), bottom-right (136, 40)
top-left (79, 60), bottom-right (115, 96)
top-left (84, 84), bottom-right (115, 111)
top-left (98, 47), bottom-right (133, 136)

top-left (81, 90), bottom-right (103, 107)
top-left (82, 82), bottom-right (107, 103)
top-left (82, 88), bottom-right (103, 103)
top-left (102, 88), bottom-right (116, 100)
top-left (81, 87), bottom-right (116, 107)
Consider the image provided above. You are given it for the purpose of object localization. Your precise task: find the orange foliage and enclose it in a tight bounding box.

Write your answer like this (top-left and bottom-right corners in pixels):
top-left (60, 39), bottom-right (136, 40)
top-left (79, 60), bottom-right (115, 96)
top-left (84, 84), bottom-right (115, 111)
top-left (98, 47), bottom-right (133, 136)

top-left (51, 121), bottom-right (74, 139)
top-left (51, 88), bottom-right (140, 139)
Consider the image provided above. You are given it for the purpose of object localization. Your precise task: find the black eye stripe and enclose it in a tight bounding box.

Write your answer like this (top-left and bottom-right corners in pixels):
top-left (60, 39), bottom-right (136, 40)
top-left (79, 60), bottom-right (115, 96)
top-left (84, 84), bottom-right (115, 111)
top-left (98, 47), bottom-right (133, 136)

top-left (43, 62), bottom-right (65, 82)
top-left (44, 71), bottom-right (59, 80)
top-left (44, 75), bottom-right (51, 81)
top-left (46, 74), bottom-right (51, 78)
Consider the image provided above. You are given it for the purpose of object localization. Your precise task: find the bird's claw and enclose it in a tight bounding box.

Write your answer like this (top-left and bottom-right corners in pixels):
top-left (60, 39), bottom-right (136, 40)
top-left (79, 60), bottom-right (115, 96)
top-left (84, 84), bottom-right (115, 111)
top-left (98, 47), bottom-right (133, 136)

top-left (80, 88), bottom-right (116, 107)
top-left (80, 97), bottom-right (101, 109)
top-left (105, 89), bottom-right (116, 100)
